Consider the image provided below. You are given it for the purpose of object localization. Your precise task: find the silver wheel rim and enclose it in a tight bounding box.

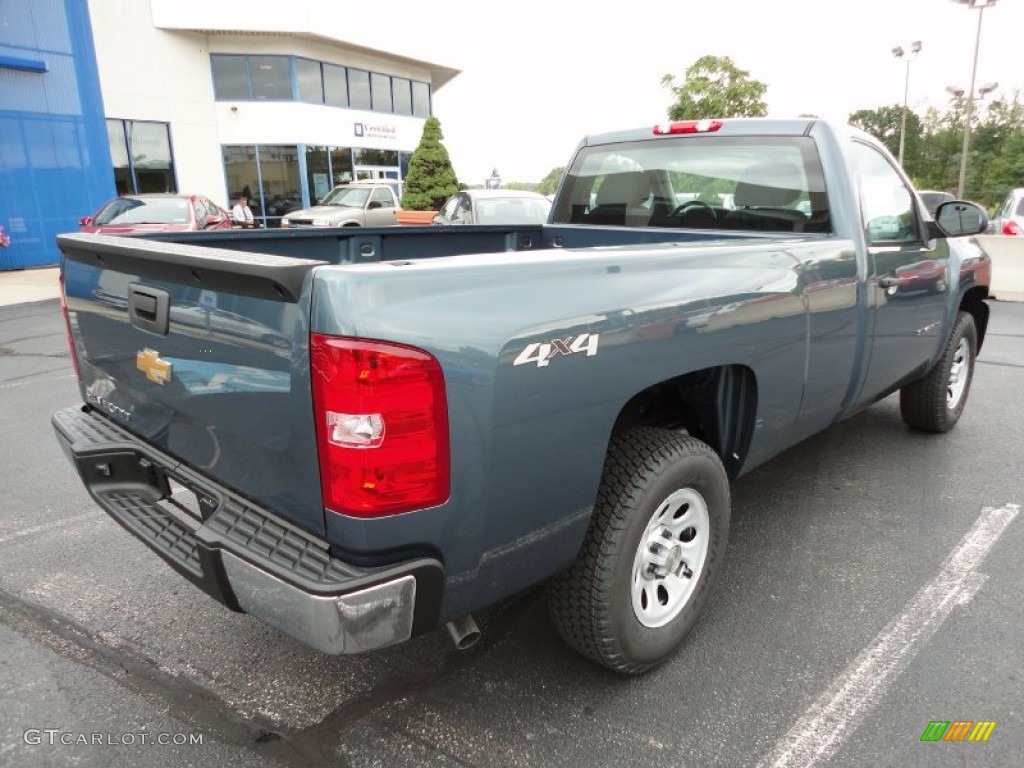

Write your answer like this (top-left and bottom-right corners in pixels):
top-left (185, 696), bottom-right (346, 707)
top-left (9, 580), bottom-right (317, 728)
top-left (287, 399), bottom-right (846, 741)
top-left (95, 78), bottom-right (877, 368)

top-left (947, 337), bottom-right (971, 410)
top-left (631, 488), bottom-right (710, 628)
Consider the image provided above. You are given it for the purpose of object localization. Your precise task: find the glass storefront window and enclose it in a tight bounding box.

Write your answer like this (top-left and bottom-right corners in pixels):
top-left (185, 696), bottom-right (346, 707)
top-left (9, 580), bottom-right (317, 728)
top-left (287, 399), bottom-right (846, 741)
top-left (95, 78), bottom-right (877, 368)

top-left (348, 69), bottom-right (371, 110)
top-left (106, 119), bottom-right (132, 195)
top-left (295, 58), bottom-right (323, 104)
top-left (130, 122), bottom-right (175, 193)
top-left (224, 143), bottom-right (405, 222)
top-left (305, 145), bottom-right (330, 204)
top-left (392, 77), bottom-right (412, 116)
top-left (324, 64), bottom-right (348, 108)
top-left (222, 145), bottom-right (260, 218)
top-left (354, 148), bottom-right (398, 167)
top-left (257, 145), bottom-right (301, 225)
top-left (107, 119), bottom-right (176, 195)
top-left (330, 147), bottom-right (353, 186)
top-left (370, 73), bottom-right (392, 113)
top-left (250, 56), bottom-right (291, 100)
top-left (412, 81), bottom-right (431, 117)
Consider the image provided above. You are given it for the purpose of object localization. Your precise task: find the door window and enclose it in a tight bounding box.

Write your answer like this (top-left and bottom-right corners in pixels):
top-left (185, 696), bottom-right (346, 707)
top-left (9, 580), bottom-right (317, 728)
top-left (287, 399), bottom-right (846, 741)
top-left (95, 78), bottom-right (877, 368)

top-left (439, 197), bottom-right (459, 222)
top-left (851, 142), bottom-right (918, 244)
top-left (454, 197), bottom-right (473, 224)
top-left (371, 187), bottom-right (395, 208)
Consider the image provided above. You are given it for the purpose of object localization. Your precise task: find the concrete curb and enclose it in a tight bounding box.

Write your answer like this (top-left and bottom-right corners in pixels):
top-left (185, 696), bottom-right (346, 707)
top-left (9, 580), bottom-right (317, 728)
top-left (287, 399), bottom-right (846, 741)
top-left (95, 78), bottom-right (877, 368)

top-left (0, 267), bottom-right (61, 307)
top-left (976, 235), bottom-right (1024, 302)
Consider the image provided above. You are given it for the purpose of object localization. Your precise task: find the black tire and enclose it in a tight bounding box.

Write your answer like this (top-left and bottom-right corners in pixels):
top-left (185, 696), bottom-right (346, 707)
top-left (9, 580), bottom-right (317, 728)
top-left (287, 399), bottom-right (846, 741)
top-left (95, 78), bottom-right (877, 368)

top-left (546, 428), bottom-right (730, 674)
top-left (899, 311), bottom-right (977, 433)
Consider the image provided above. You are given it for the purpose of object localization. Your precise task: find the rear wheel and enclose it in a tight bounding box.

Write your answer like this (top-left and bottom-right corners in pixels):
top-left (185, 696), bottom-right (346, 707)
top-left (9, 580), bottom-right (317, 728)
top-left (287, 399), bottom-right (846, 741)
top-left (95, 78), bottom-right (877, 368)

top-left (899, 311), bottom-right (977, 433)
top-left (547, 428), bottom-right (730, 674)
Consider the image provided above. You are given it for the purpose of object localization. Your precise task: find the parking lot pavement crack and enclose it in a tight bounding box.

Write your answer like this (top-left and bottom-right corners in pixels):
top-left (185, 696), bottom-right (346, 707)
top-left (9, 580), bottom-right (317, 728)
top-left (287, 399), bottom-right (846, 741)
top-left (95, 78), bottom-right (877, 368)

top-left (977, 359), bottom-right (1024, 369)
top-left (0, 365), bottom-right (73, 387)
top-left (0, 588), bottom-right (340, 768)
top-left (0, 346), bottom-right (68, 359)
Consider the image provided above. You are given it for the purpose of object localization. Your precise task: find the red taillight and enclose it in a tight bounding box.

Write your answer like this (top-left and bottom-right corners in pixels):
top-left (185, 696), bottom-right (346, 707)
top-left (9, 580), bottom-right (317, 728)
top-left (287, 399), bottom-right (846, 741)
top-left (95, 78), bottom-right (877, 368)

top-left (1003, 220), bottom-right (1023, 236)
top-left (310, 334), bottom-right (450, 518)
top-left (59, 274), bottom-right (82, 381)
top-left (653, 120), bottom-right (724, 135)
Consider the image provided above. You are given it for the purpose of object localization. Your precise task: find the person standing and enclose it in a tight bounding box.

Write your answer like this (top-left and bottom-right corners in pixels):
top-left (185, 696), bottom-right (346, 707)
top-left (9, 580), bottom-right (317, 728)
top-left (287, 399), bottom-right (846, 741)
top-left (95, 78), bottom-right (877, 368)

top-left (232, 196), bottom-right (255, 228)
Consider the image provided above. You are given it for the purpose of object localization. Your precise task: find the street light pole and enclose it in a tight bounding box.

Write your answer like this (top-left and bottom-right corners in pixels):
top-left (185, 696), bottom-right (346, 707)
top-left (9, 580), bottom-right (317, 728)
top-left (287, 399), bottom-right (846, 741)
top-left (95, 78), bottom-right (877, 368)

top-left (892, 41), bottom-right (922, 166)
top-left (953, 0), bottom-right (997, 199)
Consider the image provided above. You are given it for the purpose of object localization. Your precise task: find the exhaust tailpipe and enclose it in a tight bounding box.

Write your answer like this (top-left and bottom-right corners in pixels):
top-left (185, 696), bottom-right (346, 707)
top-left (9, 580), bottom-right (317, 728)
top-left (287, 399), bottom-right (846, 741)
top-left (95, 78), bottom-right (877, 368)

top-left (445, 614), bottom-right (481, 650)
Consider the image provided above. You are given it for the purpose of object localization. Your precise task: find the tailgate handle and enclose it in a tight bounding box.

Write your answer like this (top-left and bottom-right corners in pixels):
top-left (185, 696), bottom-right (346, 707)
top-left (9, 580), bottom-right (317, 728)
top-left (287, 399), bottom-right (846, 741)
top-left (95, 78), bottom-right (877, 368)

top-left (128, 283), bottom-right (170, 335)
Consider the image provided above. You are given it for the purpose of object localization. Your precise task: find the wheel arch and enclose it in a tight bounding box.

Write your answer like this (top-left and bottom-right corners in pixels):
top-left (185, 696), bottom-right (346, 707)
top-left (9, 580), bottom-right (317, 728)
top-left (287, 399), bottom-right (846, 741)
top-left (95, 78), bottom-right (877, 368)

top-left (608, 365), bottom-right (758, 479)
top-left (959, 286), bottom-right (990, 352)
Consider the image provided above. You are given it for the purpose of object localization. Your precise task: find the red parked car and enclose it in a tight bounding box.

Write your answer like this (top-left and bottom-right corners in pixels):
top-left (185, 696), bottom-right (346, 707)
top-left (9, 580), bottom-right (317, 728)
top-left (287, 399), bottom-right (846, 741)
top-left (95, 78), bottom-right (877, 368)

top-left (79, 194), bottom-right (234, 233)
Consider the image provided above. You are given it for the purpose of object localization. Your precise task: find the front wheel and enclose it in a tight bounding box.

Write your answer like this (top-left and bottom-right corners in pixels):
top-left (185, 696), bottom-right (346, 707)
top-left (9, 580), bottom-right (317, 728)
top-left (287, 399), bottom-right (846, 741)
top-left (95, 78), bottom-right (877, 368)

top-left (899, 310), bottom-right (978, 432)
top-left (547, 428), bottom-right (730, 674)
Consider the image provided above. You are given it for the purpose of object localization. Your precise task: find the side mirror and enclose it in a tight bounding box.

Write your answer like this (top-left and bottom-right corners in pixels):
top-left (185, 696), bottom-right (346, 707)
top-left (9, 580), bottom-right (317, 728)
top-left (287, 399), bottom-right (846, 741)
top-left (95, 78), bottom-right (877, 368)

top-left (367, 201), bottom-right (382, 210)
top-left (206, 215), bottom-right (223, 227)
top-left (432, 215), bottom-right (447, 225)
top-left (79, 216), bottom-right (93, 226)
top-left (933, 201), bottom-right (989, 237)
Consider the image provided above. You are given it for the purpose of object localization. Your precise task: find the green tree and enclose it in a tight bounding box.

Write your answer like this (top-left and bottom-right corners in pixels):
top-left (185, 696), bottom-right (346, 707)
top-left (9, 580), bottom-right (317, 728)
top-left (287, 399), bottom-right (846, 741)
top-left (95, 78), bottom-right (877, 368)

top-left (849, 105), bottom-right (906, 157)
top-left (537, 167), bottom-right (565, 197)
top-left (400, 116), bottom-right (459, 211)
top-left (849, 91), bottom-right (1024, 208)
top-left (661, 55), bottom-right (768, 120)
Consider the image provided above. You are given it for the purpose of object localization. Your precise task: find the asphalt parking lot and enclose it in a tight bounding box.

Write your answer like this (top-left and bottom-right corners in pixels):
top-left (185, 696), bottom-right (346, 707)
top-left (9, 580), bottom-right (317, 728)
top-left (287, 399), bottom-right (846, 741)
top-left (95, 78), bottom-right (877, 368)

top-left (1, 291), bottom-right (1021, 768)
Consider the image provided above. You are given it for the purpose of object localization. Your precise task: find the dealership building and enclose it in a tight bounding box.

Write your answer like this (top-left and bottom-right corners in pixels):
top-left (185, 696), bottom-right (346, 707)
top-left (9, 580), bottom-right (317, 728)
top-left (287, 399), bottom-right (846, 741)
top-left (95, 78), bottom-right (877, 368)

top-left (0, 0), bottom-right (459, 270)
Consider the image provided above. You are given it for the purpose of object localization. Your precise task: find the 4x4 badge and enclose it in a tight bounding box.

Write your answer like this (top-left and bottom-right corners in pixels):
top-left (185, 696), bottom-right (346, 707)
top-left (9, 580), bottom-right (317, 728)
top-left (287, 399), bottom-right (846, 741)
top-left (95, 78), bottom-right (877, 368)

top-left (137, 349), bottom-right (172, 385)
top-left (513, 333), bottom-right (600, 368)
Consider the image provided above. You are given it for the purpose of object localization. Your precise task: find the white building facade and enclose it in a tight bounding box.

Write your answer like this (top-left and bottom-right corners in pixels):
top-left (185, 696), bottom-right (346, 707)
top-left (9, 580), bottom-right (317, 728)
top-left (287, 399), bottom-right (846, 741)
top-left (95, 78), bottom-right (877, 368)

top-left (90, 0), bottom-right (459, 224)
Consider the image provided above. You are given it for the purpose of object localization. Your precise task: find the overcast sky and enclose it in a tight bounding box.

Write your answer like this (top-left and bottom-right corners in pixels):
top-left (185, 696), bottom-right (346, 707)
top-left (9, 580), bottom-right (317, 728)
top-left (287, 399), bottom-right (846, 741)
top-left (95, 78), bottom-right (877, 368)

top-left (373, 0), bottom-right (1022, 185)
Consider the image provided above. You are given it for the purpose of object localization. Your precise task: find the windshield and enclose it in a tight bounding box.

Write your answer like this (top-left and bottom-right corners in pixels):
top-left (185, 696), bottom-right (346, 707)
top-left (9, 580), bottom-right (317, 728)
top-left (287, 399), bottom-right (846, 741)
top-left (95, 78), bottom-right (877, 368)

top-left (551, 136), bottom-right (830, 234)
top-left (475, 198), bottom-right (551, 225)
top-left (319, 186), bottom-right (371, 207)
top-left (93, 198), bottom-right (191, 225)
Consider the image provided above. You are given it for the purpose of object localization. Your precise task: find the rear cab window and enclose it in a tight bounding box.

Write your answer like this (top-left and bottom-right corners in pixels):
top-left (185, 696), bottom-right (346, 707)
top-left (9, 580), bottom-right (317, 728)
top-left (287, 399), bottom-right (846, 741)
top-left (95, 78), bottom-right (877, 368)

top-left (550, 136), bottom-right (830, 234)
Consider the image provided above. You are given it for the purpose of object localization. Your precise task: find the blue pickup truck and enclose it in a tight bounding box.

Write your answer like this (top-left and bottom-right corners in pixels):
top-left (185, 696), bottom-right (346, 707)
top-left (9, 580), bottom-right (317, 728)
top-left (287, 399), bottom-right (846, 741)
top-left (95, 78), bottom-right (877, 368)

top-left (53, 118), bottom-right (991, 674)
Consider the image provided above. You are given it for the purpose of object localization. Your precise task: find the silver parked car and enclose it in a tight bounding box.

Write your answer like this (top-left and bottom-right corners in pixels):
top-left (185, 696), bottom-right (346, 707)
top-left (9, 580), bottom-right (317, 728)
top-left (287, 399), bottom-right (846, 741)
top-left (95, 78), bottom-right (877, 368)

top-left (433, 189), bottom-right (552, 226)
top-left (280, 182), bottom-right (400, 227)
top-left (989, 188), bottom-right (1024, 236)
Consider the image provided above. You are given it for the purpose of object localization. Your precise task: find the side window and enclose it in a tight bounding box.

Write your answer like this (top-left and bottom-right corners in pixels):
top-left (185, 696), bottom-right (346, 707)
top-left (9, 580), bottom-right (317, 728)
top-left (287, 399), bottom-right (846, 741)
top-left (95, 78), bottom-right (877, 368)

top-left (851, 142), bottom-right (919, 244)
top-left (194, 199), bottom-right (208, 228)
top-left (439, 196), bottom-right (459, 221)
top-left (454, 197), bottom-right (473, 223)
top-left (371, 187), bottom-right (394, 208)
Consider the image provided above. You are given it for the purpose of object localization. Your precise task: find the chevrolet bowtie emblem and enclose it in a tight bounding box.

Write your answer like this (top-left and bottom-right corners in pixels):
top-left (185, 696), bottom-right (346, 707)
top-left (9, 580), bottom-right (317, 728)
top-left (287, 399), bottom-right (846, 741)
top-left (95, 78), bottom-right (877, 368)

top-left (137, 349), bottom-right (172, 385)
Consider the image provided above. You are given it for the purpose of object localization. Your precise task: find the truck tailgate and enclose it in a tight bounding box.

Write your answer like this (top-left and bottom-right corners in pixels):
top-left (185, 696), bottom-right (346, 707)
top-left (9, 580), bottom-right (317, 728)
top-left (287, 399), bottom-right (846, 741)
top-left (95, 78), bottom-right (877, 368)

top-left (57, 233), bottom-right (328, 536)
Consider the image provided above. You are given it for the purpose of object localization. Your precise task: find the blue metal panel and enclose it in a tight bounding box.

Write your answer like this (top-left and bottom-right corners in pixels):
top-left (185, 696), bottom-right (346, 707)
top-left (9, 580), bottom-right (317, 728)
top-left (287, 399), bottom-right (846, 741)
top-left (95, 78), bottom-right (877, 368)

top-left (0, 0), bottom-right (113, 270)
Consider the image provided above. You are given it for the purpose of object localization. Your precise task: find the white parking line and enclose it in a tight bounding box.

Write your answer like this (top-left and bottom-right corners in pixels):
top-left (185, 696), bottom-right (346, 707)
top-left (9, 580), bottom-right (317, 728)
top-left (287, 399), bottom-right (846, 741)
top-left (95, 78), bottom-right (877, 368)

top-left (757, 503), bottom-right (1020, 768)
top-left (0, 511), bottom-right (105, 546)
